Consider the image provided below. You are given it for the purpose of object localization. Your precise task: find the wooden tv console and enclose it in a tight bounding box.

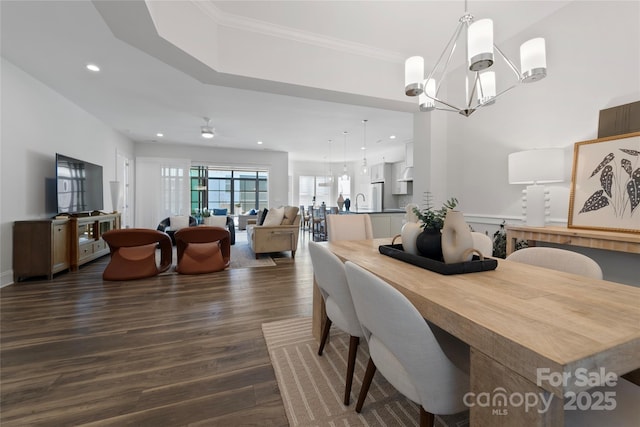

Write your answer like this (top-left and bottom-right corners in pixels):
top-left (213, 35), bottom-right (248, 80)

top-left (13, 213), bottom-right (120, 282)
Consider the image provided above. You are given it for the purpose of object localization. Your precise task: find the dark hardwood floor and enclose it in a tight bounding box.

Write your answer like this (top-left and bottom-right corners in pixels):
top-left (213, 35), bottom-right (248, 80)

top-left (1, 230), bottom-right (316, 426)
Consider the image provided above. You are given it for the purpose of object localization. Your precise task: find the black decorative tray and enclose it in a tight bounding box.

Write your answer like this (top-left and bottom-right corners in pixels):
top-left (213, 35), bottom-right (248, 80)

top-left (379, 244), bottom-right (498, 275)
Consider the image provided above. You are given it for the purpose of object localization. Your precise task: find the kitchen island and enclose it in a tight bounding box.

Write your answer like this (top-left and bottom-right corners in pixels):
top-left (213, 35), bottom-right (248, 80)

top-left (338, 209), bottom-right (406, 237)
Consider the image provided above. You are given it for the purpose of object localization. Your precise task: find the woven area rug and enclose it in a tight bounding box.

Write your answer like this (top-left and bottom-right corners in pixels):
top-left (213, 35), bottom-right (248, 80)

top-left (262, 317), bottom-right (469, 427)
top-left (157, 242), bottom-right (275, 275)
top-left (230, 242), bottom-right (276, 268)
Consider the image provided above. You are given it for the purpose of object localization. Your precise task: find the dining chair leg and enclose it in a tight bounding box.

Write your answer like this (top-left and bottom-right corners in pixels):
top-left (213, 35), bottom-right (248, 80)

top-left (318, 316), bottom-right (332, 356)
top-left (344, 335), bottom-right (360, 405)
top-left (355, 356), bottom-right (377, 413)
top-left (420, 407), bottom-right (435, 427)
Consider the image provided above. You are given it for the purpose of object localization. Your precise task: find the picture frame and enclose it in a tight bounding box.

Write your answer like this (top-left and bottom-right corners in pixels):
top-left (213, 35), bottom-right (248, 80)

top-left (568, 131), bottom-right (640, 233)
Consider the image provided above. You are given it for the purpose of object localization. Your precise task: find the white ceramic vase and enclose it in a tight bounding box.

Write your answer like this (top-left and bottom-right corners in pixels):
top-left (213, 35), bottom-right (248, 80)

top-left (441, 210), bottom-right (474, 263)
top-left (401, 222), bottom-right (422, 256)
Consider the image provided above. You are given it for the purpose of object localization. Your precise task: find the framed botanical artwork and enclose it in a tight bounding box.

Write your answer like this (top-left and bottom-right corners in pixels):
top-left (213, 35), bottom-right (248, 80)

top-left (568, 131), bottom-right (640, 233)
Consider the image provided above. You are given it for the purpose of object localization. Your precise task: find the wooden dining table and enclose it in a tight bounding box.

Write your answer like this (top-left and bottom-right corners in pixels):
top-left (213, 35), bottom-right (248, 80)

top-left (312, 238), bottom-right (640, 427)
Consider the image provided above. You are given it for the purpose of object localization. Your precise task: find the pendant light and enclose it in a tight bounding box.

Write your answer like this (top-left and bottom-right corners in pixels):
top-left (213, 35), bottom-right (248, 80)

top-left (341, 131), bottom-right (349, 180)
top-left (328, 139), bottom-right (333, 182)
top-left (361, 119), bottom-right (368, 175)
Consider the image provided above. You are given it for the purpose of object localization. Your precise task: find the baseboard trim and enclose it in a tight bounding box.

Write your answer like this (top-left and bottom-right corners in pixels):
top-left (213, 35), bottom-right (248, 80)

top-left (1, 270), bottom-right (14, 288)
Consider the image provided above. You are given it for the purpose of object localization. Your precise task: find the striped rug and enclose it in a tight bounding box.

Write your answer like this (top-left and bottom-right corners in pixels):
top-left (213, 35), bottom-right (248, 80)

top-left (262, 317), bottom-right (469, 427)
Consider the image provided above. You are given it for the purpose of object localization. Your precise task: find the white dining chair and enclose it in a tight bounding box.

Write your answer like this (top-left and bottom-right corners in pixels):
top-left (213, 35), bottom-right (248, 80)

top-left (506, 247), bottom-right (603, 279)
top-left (326, 213), bottom-right (373, 241)
top-left (344, 261), bottom-right (469, 427)
top-left (308, 241), bottom-right (363, 405)
top-left (471, 231), bottom-right (493, 257)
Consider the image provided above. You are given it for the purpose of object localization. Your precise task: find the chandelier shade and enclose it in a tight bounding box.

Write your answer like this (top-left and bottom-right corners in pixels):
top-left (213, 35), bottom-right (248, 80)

top-left (467, 18), bottom-right (494, 71)
top-left (405, 56), bottom-right (424, 96)
top-left (404, 2), bottom-right (547, 117)
top-left (520, 38), bottom-right (547, 82)
top-left (478, 71), bottom-right (496, 105)
top-left (419, 78), bottom-right (436, 111)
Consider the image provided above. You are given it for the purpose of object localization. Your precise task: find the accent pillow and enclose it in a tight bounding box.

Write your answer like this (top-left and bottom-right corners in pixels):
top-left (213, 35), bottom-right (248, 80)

top-left (257, 208), bottom-right (268, 225)
top-left (262, 207), bottom-right (285, 226)
top-left (170, 215), bottom-right (189, 230)
top-left (281, 206), bottom-right (299, 225)
top-left (204, 215), bottom-right (227, 227)
top-left (212, 208), bottom-right (227, 216)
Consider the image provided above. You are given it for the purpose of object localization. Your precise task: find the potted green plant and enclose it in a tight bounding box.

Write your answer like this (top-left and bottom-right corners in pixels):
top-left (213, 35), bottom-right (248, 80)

top-left (492, 220), bottom-right (528, 258)
top-left (412, 195), bottom-right (458, 259)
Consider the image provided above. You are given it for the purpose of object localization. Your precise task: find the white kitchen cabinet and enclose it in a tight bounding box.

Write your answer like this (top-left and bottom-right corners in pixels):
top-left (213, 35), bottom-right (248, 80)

top-left (391, 161), bottom-right (408, 195)
top-left (389, 214), bottom-right (405, 236)
top-left (369, 213), bottom-right (405, 238)
top-left (370, 163), bottom-right (390, 183)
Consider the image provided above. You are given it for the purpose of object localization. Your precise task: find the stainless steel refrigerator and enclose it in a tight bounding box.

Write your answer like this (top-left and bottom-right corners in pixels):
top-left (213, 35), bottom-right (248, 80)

top-left (369, 182), bottom-right (383, 211)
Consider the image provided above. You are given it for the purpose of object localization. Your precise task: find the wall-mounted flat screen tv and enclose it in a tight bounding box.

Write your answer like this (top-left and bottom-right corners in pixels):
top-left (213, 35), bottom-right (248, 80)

top-left (56, 153), bottom-right (103, 213)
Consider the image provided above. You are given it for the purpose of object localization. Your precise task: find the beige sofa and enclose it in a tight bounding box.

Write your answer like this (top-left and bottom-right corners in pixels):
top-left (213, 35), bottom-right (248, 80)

top-left (247, 206), bottom-right (301, 258)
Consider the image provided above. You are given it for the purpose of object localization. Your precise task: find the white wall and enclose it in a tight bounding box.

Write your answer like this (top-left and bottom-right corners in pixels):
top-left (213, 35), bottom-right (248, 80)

top-left (410, 1), bottom-right (640, 285)
top-left (444, 1), bottom-right (639, 219)
top-left (0, 59), bottom-right (135, 287)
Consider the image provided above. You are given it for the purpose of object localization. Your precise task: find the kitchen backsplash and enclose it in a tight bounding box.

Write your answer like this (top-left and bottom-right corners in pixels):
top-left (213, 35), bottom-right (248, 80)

top-left (393, 194), bottom-right (413, 210)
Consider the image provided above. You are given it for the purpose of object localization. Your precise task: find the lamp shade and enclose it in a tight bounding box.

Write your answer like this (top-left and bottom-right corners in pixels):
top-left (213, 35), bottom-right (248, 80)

top-left (468, 19), bottom-right (494, 71)
top-left (508, 148), bottom-right (564, 184)
top-left (109, 180), bottom-right (121, 213)
top-left (520, 38), bottom-right (547, 82)
top-left (405, 56), bottom-right (424, 96)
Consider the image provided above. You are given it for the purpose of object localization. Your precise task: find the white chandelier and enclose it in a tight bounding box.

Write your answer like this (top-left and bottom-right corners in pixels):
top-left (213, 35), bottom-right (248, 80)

top-left (404, 1), bottom-right (547, 117)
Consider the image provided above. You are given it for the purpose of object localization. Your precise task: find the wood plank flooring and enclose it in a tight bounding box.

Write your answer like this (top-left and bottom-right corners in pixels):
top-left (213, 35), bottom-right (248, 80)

top-left (1, 230), bottom-right (316, 426)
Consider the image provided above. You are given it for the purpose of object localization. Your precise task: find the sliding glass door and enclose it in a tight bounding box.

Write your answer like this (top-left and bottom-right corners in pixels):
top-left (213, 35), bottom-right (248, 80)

top-left (190, 167), bottom-right (268, 214)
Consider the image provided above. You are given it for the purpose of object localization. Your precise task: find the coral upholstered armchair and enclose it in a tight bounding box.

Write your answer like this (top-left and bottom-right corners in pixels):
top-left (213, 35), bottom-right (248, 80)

top-left (102, 229), bottom-right (172, 281)
top-left (174, 226), bottom-right (231, 274)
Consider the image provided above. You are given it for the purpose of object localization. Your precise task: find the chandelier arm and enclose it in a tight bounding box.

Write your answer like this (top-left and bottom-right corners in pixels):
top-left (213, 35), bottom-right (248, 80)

top-left (491, 84), bottom-right (519, 100)
top-left (494, 44), bottom-right (522, 80)
top-left (432, 96), bottom-right (465, 112)
top-left (426, 21), bottom-right (465, 86)
top-left (435, 106), bottom-right (463, 113)
top-left (467, 73), bottom-right (479, 109)
top-left (474, 84), bottom-right (518, 109)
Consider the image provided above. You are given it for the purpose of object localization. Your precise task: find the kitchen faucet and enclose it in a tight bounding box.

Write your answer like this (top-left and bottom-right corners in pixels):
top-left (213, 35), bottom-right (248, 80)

top-left (355, 193), bottom-right (365, 212)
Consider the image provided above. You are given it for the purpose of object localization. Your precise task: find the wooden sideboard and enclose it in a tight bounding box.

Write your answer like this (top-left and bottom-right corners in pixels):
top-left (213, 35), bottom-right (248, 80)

top-left (506, 225), bottom-right (640, 256)
top-left (13, 213), bottom-right (120, 282)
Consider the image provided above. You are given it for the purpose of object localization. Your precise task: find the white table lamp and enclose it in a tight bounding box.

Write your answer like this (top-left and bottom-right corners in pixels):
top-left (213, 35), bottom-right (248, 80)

top-left (109, 181), bottom-right (121, 213)
top-left (508, 149), bottom-right (564, 227)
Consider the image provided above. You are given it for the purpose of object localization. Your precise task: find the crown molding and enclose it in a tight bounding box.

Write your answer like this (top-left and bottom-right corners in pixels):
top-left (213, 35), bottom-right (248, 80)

top-left (193, 1), bottom-right (405, 64)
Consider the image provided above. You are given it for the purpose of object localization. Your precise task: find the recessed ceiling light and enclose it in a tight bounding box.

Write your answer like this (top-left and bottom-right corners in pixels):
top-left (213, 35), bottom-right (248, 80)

top-left (257, 141), bottom-right (263, 145)
top-left (361, 146), bottom-right (366, 150)
top-left (156, 133), bottom-right (164, 137)
top-left (86, 64), bottom-right (100, 72)
top-left (389, 135), bottom-right (396, 140)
